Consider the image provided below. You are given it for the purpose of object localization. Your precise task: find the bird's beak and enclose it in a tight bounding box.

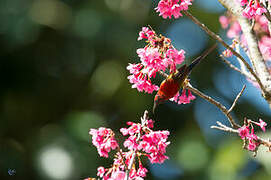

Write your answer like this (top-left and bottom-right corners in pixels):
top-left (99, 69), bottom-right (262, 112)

top-left (153, 100), bottom-right (158, 114)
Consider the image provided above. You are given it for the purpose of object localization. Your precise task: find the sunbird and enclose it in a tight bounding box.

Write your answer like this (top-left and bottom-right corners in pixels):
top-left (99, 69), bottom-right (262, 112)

top-left (153, 44), bottom-right (217, 113)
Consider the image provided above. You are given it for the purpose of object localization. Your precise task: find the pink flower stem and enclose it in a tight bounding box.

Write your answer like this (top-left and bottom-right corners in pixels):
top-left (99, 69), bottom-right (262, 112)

top-left (182, 10), bottom-right (265, 94)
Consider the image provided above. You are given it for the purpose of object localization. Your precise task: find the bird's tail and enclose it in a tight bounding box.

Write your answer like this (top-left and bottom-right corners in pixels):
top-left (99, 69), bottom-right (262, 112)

top-left (188, 43), bottom-right (217, 72)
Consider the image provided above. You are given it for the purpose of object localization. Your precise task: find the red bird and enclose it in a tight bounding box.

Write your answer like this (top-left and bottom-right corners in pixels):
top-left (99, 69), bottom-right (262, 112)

top-left (153, 44), bottom-right (217, 113)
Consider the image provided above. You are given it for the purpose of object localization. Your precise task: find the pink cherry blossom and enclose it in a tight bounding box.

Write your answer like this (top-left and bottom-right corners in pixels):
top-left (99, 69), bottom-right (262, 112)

top-left (238, 124), bottom-right (260, 151)
top-left (253, 119), bottom-right (267, 132)
top-left (137, 165), bottom-right (148, 177)
top-left (165, 48), bottom-right (185, 72)
top-left (227, 22), bottom-right (241, 38)
top-left (97, 166), bottom-right (106, 177)
top-left (91, 112), bottom-right (171, 179)
top-left (238, 125), bottom-right (250, 139)
top-left (219, 16), bottom-right (229, 29)
top-left (247, 139), bottom-right (257, 151)
top-left (155, 0), bottom-right (192, 19)
top-left (146, 119), bottom-right (154, 128)
top-left (137, 47), bottom-right (167, 73)
top-left (138, 27), bottom-right (155, 41)
top-left (127, 63), bottom-right (143, 74)
top-left (128, 73), bottom-right (159, 94)
top-left (259, 36), bottom-right (271, 61)
top-left (242, 0), bottom-right (266, 19)
top-left (120, 122), bottom-right (141, 136)
top-left (248, 127), bottom-right (258, 141)
top-left (139, 130), bottom-right (170, 163)
top-left (110, 170), bottom-right (125, 180)
top-left (237, 0), bottom-right (248, 6)
top-left (128, 27), bottom-right (187, 95)
top-left (123, 135), bottom-right (139, 150)
top-left (89, 127), bottom-right (118, 158)
top-left (170, 89), bottom-right (196, 104)
top-left (255, 15), bottom-right (269, 32)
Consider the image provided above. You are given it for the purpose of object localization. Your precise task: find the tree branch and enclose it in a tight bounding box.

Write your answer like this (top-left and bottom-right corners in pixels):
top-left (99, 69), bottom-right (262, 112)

top-left (186, 83), bottom-right (241, 128)
top-left (183, 11), bottom-right (264, 95)
top-left (211, 121), bottom-right (271, 152)
top-left (228, 85), bottom-right (246, 114)
top-left (220, 55), bottom-right (255, 82)
top-left (218, 0), bottom-right (271, 106)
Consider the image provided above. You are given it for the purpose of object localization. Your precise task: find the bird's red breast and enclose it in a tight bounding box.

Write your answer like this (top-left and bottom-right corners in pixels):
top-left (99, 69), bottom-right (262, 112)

top-left (156, 76), bottom-right (180, 101)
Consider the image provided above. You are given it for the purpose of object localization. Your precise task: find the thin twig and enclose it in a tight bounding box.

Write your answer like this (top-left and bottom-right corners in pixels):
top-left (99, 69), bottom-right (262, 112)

top-left (211, 121), bottom-right (239, 133)
top-left (220, 55), bottom-right (255, 81)
top-left (236, 42), bottom-right (252, 75)
top-left (228, 85), bottom-right (246, 114)
top-left (183, 10), bottom-right (265, 97)
top-left (186, 83), bottom-right (240, 128)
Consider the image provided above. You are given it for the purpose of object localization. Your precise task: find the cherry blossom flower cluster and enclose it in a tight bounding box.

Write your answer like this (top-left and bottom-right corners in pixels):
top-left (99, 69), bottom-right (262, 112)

top-left (219, 12), bottom-right (271, 88)
top-left (238, 118), bottom-right (267, 151)
top-left (89, 128), bottom-right (119, 158)
top-left (219, 12), bottom-right (271, 61)
top-left (169, 88), bottom-right (196, 104)
top-left (128, 27), bottom-right (196, 104)
top-left (87, 111), bottom-right (170, 180)
top-left (155, 0), bottom-right (193, 19)
top-left (237, 0), bottom-right (267, 19)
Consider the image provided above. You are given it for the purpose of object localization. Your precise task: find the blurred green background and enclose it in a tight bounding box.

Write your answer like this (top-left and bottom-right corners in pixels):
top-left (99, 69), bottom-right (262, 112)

top-left (1, 0), bottom-right (271, 179)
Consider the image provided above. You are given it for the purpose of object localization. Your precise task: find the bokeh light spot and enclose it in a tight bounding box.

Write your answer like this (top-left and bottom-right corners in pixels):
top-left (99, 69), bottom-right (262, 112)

top-left (208, 140), bottom-right (247, 180)
top-left (104, 0), bottom-right (150, 22)
top-left (177, 140), bottom-right (209, 171)
top-left (254, 132), bottom-right (271, 174)
top-left (73, 9), bottom-right (102, 39)
top-left (29, 0), bottom-right (71, 29)
top-left (90, 60), bottom-right (124, 97)
top-left (65, 111), bottom-right (106, 142)
top-left (38, 146), bottom-right (73, 179)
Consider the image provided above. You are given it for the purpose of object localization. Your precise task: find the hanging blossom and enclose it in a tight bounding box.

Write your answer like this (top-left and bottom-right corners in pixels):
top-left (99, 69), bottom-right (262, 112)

top-left (127, 27), bottom-right (186, 97)
top-left (89, 127), bottom-right (119, 158)
top-left (169, 88), bottom-right (195, 104)
top-left (155, 0), bottom-right (193, 19)
top-left (128, 27), bottom-right (197, 105)
top-left (238, 118), bottom-right (267, 151)
top-left (86, 111), bottom-right (170, 180)
top-left (237, 0), bottom-right (267, 19)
